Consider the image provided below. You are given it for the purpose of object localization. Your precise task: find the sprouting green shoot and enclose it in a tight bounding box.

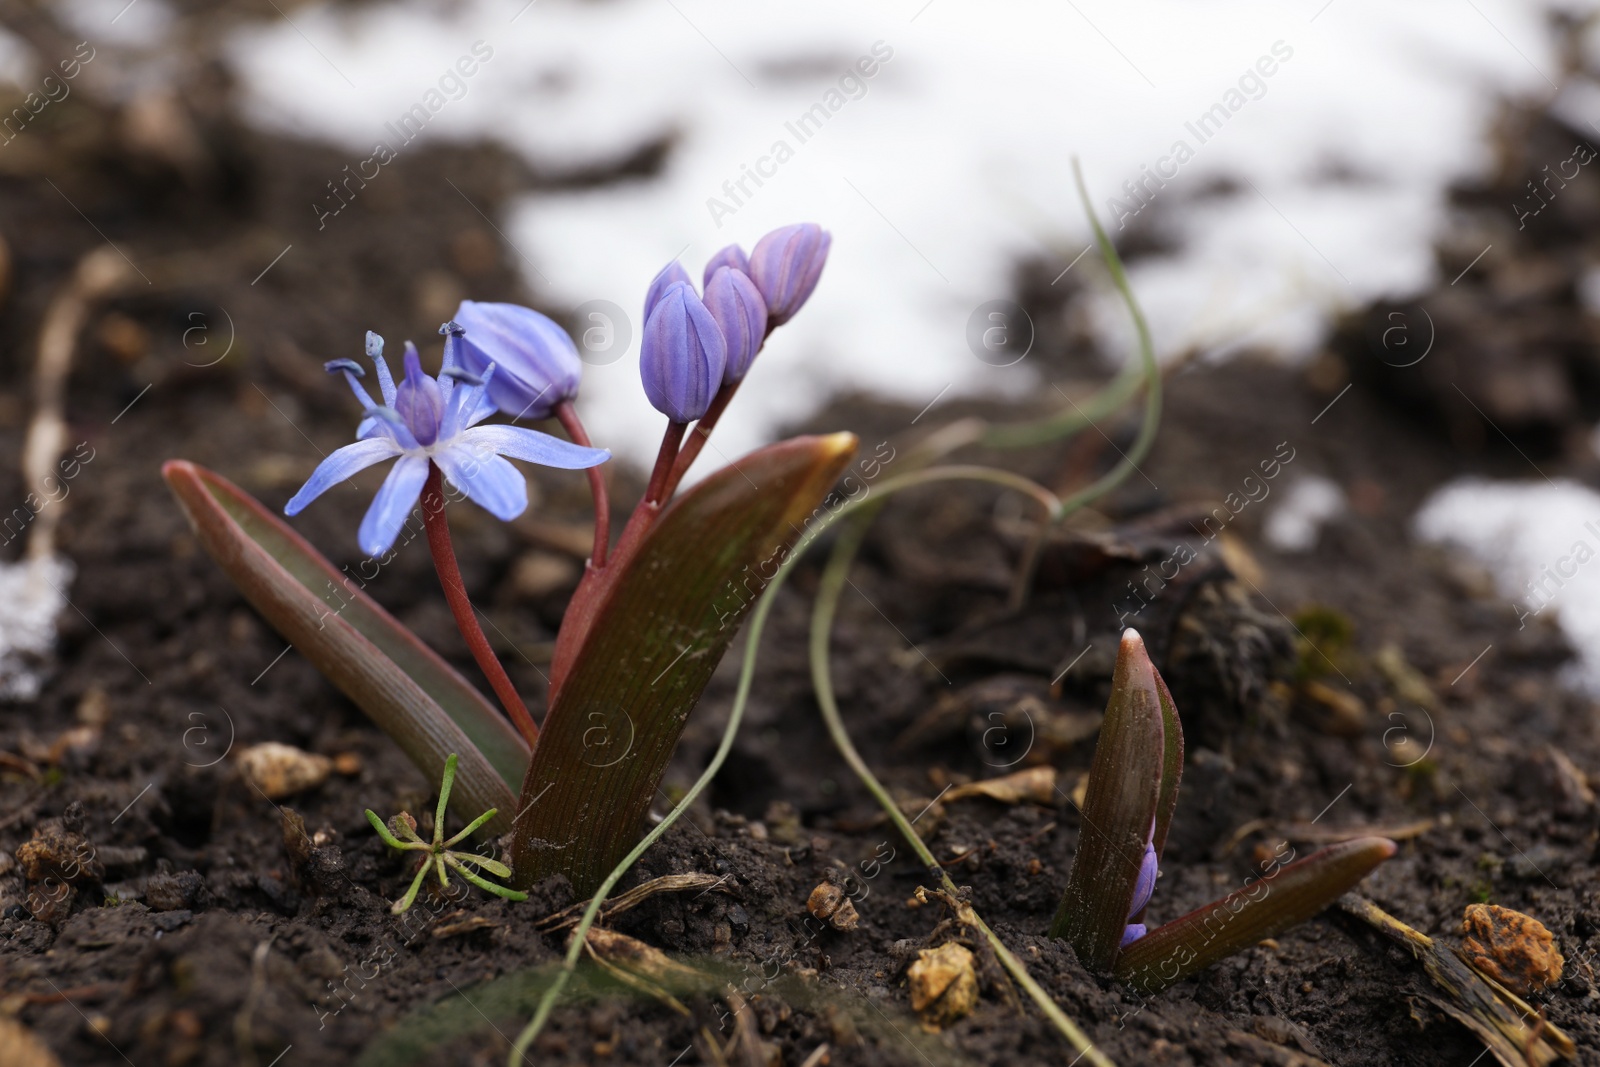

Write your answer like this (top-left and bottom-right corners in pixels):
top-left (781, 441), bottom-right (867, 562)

top-left (365, 753), bottom-right (528, 915)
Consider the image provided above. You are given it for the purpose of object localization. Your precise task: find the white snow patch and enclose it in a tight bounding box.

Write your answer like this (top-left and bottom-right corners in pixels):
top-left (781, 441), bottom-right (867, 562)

top-left (1414, 477), bottom-right (1600, 691)
top-left (0, 555), bottom-right (74, 702)
top-left (224, 0), bottom-right (1570, 462)
top-left (1263, 475), bottom-right (1346, 553)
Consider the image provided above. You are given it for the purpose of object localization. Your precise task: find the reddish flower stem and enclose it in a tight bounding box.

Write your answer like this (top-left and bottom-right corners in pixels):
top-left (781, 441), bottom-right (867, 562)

top-left (645, 420), bottom-right (687, 506)
top-left (420, 464), bottom-right (539, 747)
top-left (548, 420), bottom-right (686, 699)
top-left (663, 380), bottom-right (740, 499)
top-left (554, 400), bottom-right (610, 570)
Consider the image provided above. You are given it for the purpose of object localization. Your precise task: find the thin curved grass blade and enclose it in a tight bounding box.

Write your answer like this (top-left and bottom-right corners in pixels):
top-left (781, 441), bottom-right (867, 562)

top-left (1114, 836), bottom-right (1398, 993)
top-left (162, 460), bottom-right (526, 828)
top-left (510, 433), bottom-right (857, 895)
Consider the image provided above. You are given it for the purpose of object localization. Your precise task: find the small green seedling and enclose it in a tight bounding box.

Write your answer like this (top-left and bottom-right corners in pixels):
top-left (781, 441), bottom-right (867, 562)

top-left (1053, 629), bottom-right (1396, 992)
top-left (365, 753), bottom-right (528, 915)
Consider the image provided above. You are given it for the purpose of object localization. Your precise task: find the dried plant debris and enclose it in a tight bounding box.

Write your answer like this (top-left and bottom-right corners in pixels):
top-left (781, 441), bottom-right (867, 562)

top-left (1460, 904), bottom-right (1563, 997)
top-left (906, 942), bottom-right (979, 1032)
top-left (1340, 897), bottom-right (1575, 1066)
top-left (943, 766), bottom-right (1057, 805)
top-left (534, 872), bottom-right (733, 933)
top-left (807, 880), bottom-right (860, 932)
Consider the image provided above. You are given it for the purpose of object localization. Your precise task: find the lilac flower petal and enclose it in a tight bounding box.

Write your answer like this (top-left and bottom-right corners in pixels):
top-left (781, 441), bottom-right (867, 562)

top-left (284, 437), bottom-right (401, 516)
top-left (434, 446), bottom-right (528, 521)
top-left (1120, 924), bottom-right (1148, 948)
top-left (366, 331), bottom-right (397, 407)
top-left (643, 260), bottom-right (693, 320)
top-left (442, 363), bottom-right (496, 440)
top-left (454, 301), bottom-right (581, 421)
top-left (357, 455), bottom-right (429, 556)
top-left (457, 424), bottom-right (611, 469)
top-left (702, 244), bottom-right (750, 289)
top-left (1128, 842), bottom-right (1158, 918)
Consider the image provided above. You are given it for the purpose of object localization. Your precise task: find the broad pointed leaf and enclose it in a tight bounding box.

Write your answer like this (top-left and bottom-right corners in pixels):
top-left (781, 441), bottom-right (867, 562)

top-left (163, 461), bottom-right (527, 829)
top-left (1050, 628), bottom-right (1166, 968)
top-left (1150, 668), bottom-right (1185, 861)
top-left (511, 434), bottom-right (858, 894)
top-left (1114, 836), bottom-right (1397, 993)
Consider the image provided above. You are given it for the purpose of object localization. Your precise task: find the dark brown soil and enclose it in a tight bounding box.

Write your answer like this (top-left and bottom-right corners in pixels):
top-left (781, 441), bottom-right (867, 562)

top-left (3, 12), bottom-right (1600, 1067)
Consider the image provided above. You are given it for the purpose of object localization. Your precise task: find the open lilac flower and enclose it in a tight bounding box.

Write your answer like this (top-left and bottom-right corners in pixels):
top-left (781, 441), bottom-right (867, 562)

top-left (285, 324), bottom-right (610, 557)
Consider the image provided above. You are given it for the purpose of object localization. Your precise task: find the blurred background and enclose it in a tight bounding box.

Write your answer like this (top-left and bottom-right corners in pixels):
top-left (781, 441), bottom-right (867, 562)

top-left (3, 0), bottom-right (1600, 684)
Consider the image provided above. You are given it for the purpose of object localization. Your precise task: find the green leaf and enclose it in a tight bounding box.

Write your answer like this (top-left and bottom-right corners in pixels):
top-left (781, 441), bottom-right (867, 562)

top-left (1050, 628), bottom-right (1166, 969)
top-left (162, 461), bottom-right (526, 830)
top-left (1114, 836), bottom-right (1397, 993)
top-left (510, 433), bottom-right (858, 894)
top-left (1150, 667), bottom-right (1185, 863)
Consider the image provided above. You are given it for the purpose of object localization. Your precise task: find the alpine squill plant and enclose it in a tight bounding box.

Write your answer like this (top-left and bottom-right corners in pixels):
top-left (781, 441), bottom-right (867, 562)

top-left (1053, 628), bottom-right (1397, 992)
top-left (164, 223), bottom-right (851, 898)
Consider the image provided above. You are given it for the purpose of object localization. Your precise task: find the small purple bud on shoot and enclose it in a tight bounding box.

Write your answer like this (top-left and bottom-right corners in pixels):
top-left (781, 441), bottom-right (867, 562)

top-left (1128, 841), bottom-right (1158, 918)
top-left (640, 282), bottom-right (727, 422)
top-left (1120, 924), bottom-right (1147, 948)
top-left (749, 223), bottom-right (831, 326)
top-left (704, 266), bottom-right (768, 383)
top-left (453, 300), bottom-right (582, 421)
top-left (395, 343), bottom-right (444, 446)
top-left (702, 243), bottom-right (750, 289)
top-left (644, 260), bottom-right (693, 320)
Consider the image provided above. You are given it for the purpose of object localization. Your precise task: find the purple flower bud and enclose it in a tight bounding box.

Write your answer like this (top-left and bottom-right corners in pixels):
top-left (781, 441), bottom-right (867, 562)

top-left (453, 300), bottom-right (581, 421)
top-left (1120, 923), bottom-right (1148, 948)
top-left (748, 223), bottom-right (831, 326)
top-left (702, 243), bottom-right (750, 289)
top-left (1128, 841), bottom-right (1158, 918)
top-left (640, 282), bottom-right (727, 422)
top-left (704, 266), bottom-right (767, 383)
top-left (644, 260), bottom-right (693, 321)
top-left (395, 342), bottom-right (444, 445)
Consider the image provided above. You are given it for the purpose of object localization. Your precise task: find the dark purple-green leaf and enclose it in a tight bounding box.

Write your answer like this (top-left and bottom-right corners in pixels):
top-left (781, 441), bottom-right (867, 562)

top-left (1114, 836), bottom-right (1397, 993)
top-left (1050, 628), bottom-right (1166, 969)
top-left (163, 461), bottom-right (527, 828)
top-left (510, 434), bottom-right (857, 895)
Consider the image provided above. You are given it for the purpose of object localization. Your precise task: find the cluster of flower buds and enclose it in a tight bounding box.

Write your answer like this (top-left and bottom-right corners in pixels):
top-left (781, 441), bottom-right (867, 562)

top-left (640, 223), bottom-right (831, 423)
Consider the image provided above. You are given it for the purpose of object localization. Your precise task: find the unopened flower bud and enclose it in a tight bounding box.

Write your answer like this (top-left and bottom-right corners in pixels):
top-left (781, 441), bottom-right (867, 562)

top-left (640, 282), bottom-right (727, 422)
top-left (702, 243), bottom-right (750, 289)
top-left (749, 223), bottom-right (831, 326)
top-left (644, 260), bottom-right (693, 320)
top-left (704, 266), bottom-right (767, 383)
